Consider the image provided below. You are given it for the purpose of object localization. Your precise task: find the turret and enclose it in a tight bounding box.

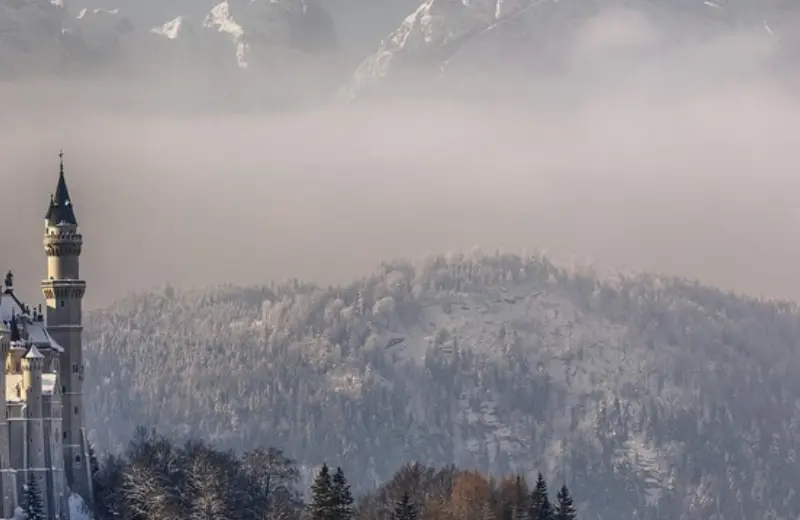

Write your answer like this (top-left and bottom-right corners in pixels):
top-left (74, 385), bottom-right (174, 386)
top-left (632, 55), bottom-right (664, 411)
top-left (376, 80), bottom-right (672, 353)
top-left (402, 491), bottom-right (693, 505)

top-left (40, 152), bottom-right (92, 505)
top-left (43, 154), bottom-right (81, 282)
top-left (22, 345), bottom-right (49, 518)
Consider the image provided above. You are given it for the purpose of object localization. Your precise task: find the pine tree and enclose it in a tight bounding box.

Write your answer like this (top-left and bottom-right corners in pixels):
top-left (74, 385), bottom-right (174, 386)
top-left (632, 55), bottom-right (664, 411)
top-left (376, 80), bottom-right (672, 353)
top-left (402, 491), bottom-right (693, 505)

top-left (393, 492), bottom-right (417, 520)
top-left (537, 495), bottom-right (554, 520)
top-left (511, 475), bottom-right (529, 520)
top-left (528, 473), bottom-right (553, 520)
top-left (23, 473), bottom-right (46, 520)
top-left (332, 466), bottom-right (354, 520)
top-left (554, 484), bottom-right (576, 520)
top-left (309, 463), bottom-right (336, 520)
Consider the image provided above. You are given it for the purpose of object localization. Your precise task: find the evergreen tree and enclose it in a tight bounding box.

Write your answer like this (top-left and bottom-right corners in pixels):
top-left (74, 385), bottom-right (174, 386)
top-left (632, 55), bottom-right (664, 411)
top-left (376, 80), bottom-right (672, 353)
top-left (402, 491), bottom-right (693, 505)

top-left (309, 463), bottom-right (336, 520)
top-left (528, 473), bottom-right (553, 520)
top-left (23, 473), bottom-right (46, 520)
top-left (511, 475), bottom-right (529, 520)
top-left (393, 492), bottom-right (417, 520)
top-left (554, 484), bottom-right (576, 520)
top-left (332, 466), bottom-right (354, 520)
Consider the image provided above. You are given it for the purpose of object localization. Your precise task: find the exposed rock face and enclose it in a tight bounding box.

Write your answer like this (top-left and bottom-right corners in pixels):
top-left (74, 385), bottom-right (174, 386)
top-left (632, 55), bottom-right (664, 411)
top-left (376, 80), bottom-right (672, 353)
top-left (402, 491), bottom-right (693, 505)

top-left (344, 0), bottom-right (800, 100)
top-left (0, 0), bottom-right (338, 78)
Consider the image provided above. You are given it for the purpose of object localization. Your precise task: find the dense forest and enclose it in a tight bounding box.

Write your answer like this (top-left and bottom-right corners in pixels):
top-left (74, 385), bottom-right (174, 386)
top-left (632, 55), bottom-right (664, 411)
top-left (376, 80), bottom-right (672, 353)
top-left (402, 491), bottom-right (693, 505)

top-left (83, 428), bottom-right (577, 520)
top-left (83, 251), bottom-right (800, 519)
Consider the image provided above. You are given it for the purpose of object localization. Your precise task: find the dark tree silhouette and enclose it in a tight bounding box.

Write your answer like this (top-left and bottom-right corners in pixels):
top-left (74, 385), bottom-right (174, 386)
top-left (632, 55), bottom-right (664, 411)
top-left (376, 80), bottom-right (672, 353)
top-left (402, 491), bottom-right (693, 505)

top-left (554, 484), bottom-right (576, 520)
top-left (309, 463), bottom-right (336, 520)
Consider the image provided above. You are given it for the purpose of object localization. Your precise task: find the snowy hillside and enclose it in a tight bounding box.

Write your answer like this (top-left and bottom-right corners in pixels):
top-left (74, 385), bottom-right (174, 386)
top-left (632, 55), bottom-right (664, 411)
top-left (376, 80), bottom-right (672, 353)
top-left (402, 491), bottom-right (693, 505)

top-left (84, 251), bottom-right (800, 520)
top-left (148, 0), bottom-right (338, 70)
top-left (344, 0), bottom-right (800, 100)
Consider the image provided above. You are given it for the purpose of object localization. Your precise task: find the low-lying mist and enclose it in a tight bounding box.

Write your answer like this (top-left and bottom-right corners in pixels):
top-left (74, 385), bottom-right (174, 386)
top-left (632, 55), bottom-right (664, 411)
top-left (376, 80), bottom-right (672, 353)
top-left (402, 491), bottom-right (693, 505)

top-left (1, 8), bottom-right (798, 309)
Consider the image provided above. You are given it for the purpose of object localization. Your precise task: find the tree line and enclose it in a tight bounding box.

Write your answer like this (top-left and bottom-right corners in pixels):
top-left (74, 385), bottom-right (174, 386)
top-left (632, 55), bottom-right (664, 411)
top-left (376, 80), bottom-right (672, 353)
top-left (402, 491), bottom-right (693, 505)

top-left (83, 427), bottom-right (577, 520)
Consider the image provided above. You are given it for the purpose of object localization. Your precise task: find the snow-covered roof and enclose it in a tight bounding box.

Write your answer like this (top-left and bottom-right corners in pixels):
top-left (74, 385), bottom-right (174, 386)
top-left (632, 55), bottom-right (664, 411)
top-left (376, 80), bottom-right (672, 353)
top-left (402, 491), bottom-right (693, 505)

top-left (0, 292), bottom-right (63, 352)
top-left (0, 292), bottom-right (24, 321)
top-left (27, 321), bottom-right (64, 352)
top-left (24, 345), bottom-right (43, 359)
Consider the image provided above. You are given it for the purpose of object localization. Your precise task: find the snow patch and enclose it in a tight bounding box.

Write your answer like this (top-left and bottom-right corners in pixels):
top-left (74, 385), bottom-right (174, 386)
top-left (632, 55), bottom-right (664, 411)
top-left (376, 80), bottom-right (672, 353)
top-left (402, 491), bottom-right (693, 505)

top-left (69, 493), bottom-right (90, 520)
top-left (202, 1), bottom-right (244, 39)
top-left (151, 16), bottom-right (184, 39)
top-left (201, 1), bottom-right (250, 68)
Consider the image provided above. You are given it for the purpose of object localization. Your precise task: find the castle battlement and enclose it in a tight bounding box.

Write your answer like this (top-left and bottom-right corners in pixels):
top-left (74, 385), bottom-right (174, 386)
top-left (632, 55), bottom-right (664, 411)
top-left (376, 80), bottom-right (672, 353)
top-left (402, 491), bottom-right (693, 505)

top-left (43, 231), bottom-right (82, 240)
top-left (0, 152), bottom-right (92, 520)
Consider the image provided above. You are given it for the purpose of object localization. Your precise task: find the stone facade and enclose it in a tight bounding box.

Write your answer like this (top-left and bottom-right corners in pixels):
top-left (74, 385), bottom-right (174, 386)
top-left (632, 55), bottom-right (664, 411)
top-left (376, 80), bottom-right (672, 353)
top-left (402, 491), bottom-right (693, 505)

top-left (0, 155), bottom-right (92, 519)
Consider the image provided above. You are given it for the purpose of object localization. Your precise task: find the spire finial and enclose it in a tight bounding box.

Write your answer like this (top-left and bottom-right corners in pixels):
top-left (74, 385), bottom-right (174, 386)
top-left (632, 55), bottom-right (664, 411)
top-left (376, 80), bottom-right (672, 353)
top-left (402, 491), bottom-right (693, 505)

top-left (46, 150), bottom-right (78, 225)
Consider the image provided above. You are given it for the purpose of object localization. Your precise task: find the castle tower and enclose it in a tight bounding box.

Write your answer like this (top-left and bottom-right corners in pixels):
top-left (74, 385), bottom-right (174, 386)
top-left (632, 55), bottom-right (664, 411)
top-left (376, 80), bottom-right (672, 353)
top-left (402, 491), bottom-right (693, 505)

top-left (0, 323), bottom-right (15, 517)
top-left (40, 153), bottom-right (92, 504)
top-left (22, 345), bottom-right (49, 518)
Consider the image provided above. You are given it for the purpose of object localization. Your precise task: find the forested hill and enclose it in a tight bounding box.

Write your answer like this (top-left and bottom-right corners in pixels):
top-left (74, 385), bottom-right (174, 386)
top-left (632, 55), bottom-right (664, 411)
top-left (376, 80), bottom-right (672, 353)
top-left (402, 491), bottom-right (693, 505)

top-left (83, 252), bottom-right (800, 519)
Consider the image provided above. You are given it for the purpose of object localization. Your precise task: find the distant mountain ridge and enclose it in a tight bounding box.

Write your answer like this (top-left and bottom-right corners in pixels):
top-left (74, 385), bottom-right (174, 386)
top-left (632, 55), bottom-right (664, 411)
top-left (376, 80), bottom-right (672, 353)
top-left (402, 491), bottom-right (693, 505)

top-left (0, 0), bottom-right (339, 81)
top-left (84, 251), bottom-right (800, 520)
top-left (2, 0), bottom-right (797, 106)
top-left (344, 0), bottom-right (800, 100)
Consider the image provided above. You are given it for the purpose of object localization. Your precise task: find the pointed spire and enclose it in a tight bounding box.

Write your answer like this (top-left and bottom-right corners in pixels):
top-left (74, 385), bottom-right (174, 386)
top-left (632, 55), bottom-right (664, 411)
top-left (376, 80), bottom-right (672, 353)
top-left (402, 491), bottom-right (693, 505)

top-left (24, 344), bottom-right (44, 360)
top-left (45, 150), bottom-right (78, 226)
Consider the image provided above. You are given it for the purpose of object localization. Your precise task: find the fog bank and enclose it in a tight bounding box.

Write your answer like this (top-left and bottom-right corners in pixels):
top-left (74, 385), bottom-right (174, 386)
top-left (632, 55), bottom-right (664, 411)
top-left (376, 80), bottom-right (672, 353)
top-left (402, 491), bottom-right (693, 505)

top-left (1, 13), bottom-right (798, 308)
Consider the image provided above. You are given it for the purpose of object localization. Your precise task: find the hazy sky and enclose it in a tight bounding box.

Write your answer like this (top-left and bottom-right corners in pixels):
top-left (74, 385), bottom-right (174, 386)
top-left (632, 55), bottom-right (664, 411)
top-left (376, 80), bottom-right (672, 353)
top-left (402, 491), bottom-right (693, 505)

top-left (1, 7), bottom-right (798, 309)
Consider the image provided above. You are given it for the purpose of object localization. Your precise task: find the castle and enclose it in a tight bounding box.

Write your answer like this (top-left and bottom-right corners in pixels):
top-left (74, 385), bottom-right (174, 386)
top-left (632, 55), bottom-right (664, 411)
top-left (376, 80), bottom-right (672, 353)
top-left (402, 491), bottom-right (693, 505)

top-left (0, 154), bottom-right (92, 519)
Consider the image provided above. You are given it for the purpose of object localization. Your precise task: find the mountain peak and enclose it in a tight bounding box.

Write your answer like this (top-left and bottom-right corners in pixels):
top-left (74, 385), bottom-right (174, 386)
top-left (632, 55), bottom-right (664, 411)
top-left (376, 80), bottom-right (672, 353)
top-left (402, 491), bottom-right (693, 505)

top-left (150, 15), bottom-right (184, 40)
top-left (201, 1), bottom-right (243, 39)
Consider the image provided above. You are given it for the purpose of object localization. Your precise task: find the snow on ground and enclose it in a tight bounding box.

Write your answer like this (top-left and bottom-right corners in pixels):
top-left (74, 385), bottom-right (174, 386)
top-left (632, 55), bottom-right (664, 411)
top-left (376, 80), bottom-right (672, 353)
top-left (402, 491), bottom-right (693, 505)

top-left (69, 494), bottom-right (90, 520)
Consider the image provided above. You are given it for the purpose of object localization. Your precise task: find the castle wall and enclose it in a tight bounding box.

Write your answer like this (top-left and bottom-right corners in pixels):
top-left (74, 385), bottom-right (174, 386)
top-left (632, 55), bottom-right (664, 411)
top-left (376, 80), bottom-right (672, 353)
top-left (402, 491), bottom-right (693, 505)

top-left (6, 382), bottom-right (70, 519)
top-left (23, 356), bottom-right (50, 519)
top-left (0, 338), bottom-right (15, 519)
top-left (0, 419), bottom-right (16, 518)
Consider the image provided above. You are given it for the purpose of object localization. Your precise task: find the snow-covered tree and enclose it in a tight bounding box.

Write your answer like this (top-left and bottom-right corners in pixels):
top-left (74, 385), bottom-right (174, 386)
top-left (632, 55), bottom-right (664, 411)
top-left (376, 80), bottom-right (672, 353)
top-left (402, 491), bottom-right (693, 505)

top-left (554, 484), bottom-right (576, 520)
top-left (309, 463), bottom-right (335, 520)
top-left (23, 474), bottom-right (45, 520)
top-left (393, 492), bottom-right (416, 520)
top-left (332, 467), bottom-right (354, 520)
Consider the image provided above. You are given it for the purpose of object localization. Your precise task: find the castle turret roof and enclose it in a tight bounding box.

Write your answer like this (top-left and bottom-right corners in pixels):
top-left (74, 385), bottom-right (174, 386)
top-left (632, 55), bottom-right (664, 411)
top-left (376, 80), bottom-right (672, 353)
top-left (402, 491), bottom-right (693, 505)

top-left (24, 344), bottom-right (43, 359)
top-left (45, 151), bottom-right (78, 226)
